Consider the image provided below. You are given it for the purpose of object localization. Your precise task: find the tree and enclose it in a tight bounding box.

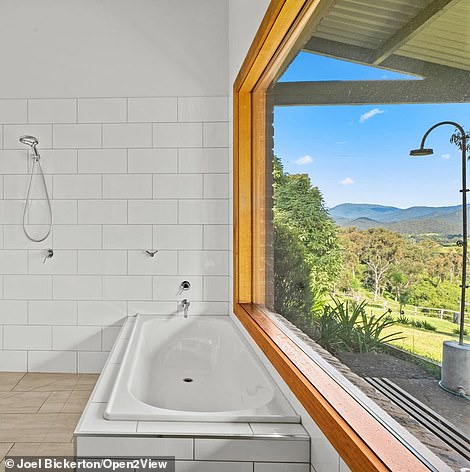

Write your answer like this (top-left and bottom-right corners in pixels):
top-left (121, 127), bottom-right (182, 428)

top-left (358, 228), bottom-right (404, 301)
top-left (450, 128), bottom-right (470, 152)
top-left (273, 156), bottom-right (343, 293)
top-left (338, 227), bottom-right (367, 293)
top-left (385, 239), bottom-right (426, 300)
top-left (387, 268), bottom-right (408, 302)
top-left (273, 218), bottom-right (312, 329)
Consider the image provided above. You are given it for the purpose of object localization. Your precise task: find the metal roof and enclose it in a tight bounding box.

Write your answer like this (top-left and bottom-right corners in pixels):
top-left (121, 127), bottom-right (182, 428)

top-left (396, 1), bottom-right (470, 70)
top-left (274, 0), bottom-right (470, 106)
top-left (315, 0), bottom-right (432, 49)
top-left (305, 0), bottom-right (470, 73)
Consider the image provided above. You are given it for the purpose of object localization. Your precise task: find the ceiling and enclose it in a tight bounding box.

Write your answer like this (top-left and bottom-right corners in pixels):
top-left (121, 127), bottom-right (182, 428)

top-left (304, 0), bottom-right (470, 75)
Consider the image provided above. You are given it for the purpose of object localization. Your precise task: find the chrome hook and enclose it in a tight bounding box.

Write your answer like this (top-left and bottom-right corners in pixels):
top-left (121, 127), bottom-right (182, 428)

top-left (43, 248), bottom-right (54, 263)
top-left (145, 250), bottom-right (159, 257)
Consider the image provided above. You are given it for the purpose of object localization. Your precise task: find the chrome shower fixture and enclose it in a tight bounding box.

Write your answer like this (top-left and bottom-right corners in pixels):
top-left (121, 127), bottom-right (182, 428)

top-left (19, 135), bottom-right (40, 159)
top-left (18, 135), bottom-right (52, 242)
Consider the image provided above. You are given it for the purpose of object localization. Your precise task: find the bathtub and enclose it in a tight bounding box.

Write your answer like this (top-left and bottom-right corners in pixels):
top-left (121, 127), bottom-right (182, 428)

top-left (105, 315), bottom-right (300, 423)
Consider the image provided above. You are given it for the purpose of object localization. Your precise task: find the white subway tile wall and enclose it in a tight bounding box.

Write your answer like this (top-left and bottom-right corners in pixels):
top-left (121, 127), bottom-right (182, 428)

top-left (0, 96), bottom-right (229, 372)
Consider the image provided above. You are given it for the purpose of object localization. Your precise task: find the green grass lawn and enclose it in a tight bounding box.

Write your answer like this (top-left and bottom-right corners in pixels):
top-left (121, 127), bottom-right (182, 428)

top-left (383, 324), bottom-right (470, 363)
top-left (333, 294), bottom-right (470, 363)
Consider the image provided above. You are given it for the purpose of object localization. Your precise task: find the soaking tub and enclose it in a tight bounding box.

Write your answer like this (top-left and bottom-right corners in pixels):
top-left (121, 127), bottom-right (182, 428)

top-left (105, 315), bottom-right (300, 422)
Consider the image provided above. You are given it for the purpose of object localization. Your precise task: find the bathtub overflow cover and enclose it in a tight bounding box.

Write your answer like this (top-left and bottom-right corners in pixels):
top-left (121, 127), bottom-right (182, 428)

top-left (183, 378), bottom-right (193, 383)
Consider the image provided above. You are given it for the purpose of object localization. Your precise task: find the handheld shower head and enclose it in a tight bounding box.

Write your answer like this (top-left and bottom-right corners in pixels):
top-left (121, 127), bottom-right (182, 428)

top-left (19, 135), bottom-right (39, 147)
top-left (19, 135), bottom-right (40, 159)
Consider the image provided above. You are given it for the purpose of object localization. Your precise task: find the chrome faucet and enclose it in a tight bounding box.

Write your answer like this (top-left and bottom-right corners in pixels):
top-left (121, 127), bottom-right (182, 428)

top-left (181, 299), bottom-right (190, 318)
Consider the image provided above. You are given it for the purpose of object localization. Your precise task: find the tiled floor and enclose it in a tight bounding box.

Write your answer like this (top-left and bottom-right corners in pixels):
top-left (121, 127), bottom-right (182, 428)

top-left (0, 372), bottom-right (98, 468)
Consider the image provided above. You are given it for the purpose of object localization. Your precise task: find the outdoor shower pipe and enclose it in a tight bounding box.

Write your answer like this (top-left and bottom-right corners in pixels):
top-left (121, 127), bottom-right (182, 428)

top-left (410, 121), bottom-right (467, 345)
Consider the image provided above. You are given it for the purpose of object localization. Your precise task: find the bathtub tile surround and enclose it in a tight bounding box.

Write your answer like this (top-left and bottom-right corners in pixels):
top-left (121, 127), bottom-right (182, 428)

top-left (0, 96), bottom-right (229, 373)
top-left (75, 317), bottom-right (311, 469)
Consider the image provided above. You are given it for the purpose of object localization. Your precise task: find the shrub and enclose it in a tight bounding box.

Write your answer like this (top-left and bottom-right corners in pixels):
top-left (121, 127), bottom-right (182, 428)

top-left (410, 320), bottom-right (423, 328)
top-left (421, 320), bottom-right (437, 331)
top-left (312, 297), bottom-right (404, 353)
top-left (410, 319), bottom-right (436, 331)
top-left (453, 327), bottom-right (469, 335)
top-left (397, 314), bottom-right (411, 325)
top-left (313, 308), bottom-right (344, 353)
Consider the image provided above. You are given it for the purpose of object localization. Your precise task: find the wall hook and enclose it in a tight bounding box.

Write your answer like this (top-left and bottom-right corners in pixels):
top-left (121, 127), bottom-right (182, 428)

top-left (43, 248), bottom-right (54, 263)
top-left (145, 250), bottom-right (159, 258)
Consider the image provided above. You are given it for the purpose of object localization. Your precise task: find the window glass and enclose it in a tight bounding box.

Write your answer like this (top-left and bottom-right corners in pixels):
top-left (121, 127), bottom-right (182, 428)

top-left (267, 13), bottom-right (470, 467)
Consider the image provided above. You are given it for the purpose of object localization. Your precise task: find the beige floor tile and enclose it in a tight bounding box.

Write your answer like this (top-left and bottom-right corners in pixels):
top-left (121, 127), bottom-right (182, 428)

top-left (75, 374), bottom-right (99, 391)
top-left (13, 374), bottom-right (79, 392)
top-left (8, 443), bottom-right (41, 455)
top-left (0, 373), bottom-right (25, 392)
top-left (0, 374), bottom-right (97, 450)
top-left (38, 392), bottom-right (72, 414)
top-left (42, 414), bottom-right (81, 443)
top-left (61, 391), bottom-right (91, 414)
top-left (0, 444), bottom-right (13, 461)
top-left (0, 392), bottom-right (50, 414)
top-left (36, 442), bottom-right (74, 456)
top-left (0, 414), bottom-right (56, 443)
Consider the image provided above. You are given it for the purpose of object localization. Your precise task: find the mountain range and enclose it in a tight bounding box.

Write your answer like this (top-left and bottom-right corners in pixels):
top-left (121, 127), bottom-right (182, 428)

top-left (329, 203), bottom-right (465, 235)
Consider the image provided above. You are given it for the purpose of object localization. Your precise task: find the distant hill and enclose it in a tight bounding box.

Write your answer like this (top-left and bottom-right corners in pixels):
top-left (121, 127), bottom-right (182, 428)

top-left (330, 203), bottom-right (399, 221)
top-left (330, 203), bottom-right (465, 235)
top-left (346, 217), bottom-right (384, 230)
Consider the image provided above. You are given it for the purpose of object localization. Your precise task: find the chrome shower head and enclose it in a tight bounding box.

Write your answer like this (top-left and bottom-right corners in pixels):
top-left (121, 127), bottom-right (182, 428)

top-left (19, 135), bottom-right (40, 158)
top-left (19, 135), bottom-right (39, 147)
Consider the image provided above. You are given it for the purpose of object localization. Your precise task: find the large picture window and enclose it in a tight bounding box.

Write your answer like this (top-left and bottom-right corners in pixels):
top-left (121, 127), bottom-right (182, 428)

top-left (233, 1), bottom-right (470, 471)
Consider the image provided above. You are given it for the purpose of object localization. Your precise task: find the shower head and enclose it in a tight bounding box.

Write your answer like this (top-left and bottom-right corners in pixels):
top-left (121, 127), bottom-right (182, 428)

top-left (19, 135), bottom-right (39, 147)
top-left (19, 135), bottom-right (40, 158)
top-left (410, 147), bottom-right (434, 157)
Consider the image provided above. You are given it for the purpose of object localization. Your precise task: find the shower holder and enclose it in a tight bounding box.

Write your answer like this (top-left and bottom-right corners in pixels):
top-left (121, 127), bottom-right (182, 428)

top-left (43, 248), bottom-right (54, 263)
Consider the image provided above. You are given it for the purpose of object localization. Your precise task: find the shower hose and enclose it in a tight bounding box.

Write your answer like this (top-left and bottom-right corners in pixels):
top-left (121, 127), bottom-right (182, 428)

top-left (23, 156), bottom-right (53, 242)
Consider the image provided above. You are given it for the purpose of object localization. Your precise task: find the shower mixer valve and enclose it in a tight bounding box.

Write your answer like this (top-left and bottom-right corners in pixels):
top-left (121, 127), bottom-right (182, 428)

top-left (177, 280), bottom-right (191, 296)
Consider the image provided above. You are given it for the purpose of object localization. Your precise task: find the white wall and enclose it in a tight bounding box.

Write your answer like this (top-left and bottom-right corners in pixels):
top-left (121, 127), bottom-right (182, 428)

top-left (0, 0), bottom-right (228, 98)
top-left (0, 0), bottom-right (230, 373)
top-left (228, 0), bottom-right (271, 87)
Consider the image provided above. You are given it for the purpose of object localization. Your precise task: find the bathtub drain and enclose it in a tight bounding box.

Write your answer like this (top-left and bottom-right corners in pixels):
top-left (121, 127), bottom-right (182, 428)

top-left (183, 378), bottom-right (194, 383)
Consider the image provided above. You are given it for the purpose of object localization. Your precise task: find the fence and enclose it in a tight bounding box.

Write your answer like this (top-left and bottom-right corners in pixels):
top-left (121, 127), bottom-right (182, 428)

top-left (334, 292), bottom-right (470, 326)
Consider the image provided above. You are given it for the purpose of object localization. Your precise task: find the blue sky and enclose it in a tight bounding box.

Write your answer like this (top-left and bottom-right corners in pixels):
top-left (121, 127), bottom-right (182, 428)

top-left (274, 53), bottom-right (469, 209)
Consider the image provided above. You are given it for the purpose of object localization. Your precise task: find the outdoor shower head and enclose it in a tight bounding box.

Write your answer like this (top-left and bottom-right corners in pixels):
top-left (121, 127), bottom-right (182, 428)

top-left (409, 148), bottom-right (434, 157)
top-left (19, 135), bottom-right (40, 158)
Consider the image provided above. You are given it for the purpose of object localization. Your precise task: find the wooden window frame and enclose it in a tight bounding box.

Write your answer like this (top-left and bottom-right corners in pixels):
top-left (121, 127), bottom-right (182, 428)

top-left (233, 1), bottom-right (445, 471)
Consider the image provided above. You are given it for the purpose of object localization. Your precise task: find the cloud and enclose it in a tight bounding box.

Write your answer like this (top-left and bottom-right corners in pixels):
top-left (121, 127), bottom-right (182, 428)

top-left (442, 153), bottom-right (451, 160)
top-left (295, 155), bottom-right (313, 166)
top-left (359, 108), bottom-right (385, 123)
top-left (340, 177), bottom-right (354, 185)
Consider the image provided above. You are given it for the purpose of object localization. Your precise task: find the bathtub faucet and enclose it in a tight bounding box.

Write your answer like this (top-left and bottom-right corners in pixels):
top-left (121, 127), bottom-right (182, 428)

top-left (181, 299), bottom-right (190, 318)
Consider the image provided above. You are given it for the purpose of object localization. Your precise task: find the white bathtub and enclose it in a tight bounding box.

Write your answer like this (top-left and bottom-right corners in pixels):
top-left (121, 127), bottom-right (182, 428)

top-left (105, 315), bottom-right (300, 422)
